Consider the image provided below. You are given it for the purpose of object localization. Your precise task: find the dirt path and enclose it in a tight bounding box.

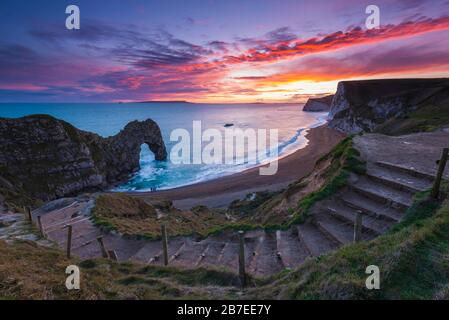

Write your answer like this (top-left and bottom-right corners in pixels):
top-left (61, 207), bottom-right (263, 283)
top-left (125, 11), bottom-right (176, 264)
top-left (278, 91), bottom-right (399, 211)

top-left (354, 130), bottom-right (449, 179)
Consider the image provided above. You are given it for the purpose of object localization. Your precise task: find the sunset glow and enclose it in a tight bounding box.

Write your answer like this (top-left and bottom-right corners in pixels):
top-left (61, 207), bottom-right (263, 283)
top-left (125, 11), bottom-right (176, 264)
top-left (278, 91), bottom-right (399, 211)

top-left (1, 0), bottom-right (449, 103)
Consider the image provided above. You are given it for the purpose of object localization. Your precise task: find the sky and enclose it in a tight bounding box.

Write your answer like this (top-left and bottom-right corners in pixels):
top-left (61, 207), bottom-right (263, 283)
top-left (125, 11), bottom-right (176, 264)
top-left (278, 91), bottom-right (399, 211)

top-left (1, 0), bottom-right (449, 103)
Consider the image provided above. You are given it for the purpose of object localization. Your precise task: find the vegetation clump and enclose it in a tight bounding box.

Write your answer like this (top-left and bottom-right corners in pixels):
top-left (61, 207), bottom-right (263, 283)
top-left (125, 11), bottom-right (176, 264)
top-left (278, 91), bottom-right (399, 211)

top-left (92, 193), bottom-right (231, 239)
top-left (290, 137), bottom-right (366, 223)
top-left (375, 101), bottom-right (449, 135)
top-left (0, 240), bottom-right (239, 300)
top-left (228, 191), bottom-right (279, 216)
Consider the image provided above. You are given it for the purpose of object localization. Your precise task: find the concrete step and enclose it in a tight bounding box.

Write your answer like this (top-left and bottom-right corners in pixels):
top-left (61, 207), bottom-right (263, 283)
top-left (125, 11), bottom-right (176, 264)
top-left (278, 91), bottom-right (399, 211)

top-left (247, 235), bottom-right (264, 274)
top-left (324, 201), bottom-right (393, 235)
top-left (0, 215), bottom-right (32, 240)
top-left (72, 232), bottom-right (142, 261)
top-left (349, 177), bottom-right (413, 211)
top-left (313, 215), bottom-right (351, 245)
top-left (151, 238), bottom-right (186, 265)
top-left (102, 235), bottom-right (146, 261)
top-left (130, 241), bottom-right (163, 264)
top-left (195, 241), bottom-right (226, 267)
top-left (72, 229), bottom-right (104, 249)
top-left (0, 213), bottom-right (23, 224)
top-left (48, 219), bottom-right (101, 247)
top-left (44, 215), bottom-right (89, 234)
top-left (375, 161), bottom-right (436, 181)
top-left (367, 163), bottom-right (432, 193)
top-left (313, 213), bottom-right (372, 245)
top-left (71, 230), bottom-right (104, 250)
top-left (296, 223), bottom-right (339, 256)
top-left (247, 232), bottom-right (283, 277)
top-left (170, 239), bottom-right (208, 268)
top-left (194, 243), bottom-right (211, 266)
top-left (340, 190), bottom-right (403, 222)
top-left (245, 236), bottom-right (262, 271)
top-left (217, 242), bottom-right (239, 271)
top-left (36, 201), bottom-right (80, 226)
top-left (275, 229), bottom-right (311, 268)
top-left (72, 238), bottom-right (102, 259)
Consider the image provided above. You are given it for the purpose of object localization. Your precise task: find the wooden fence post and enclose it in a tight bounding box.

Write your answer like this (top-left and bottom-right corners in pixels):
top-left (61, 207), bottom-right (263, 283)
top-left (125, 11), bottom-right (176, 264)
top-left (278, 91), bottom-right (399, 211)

top-left (24, 206), bottom-right (32, 221)
top-left (238, 230), bottom-right (247, 288)
top-left (108, 250), bottom-right (118, 261)
top-left (431, 148), bottom-right (449, 200)
top-left (354, 211), bottom-right (363, 243)
top-left (37, 215), bottom-right (45, 237)
top-left (161, 224), bottom-right (169, 266)
top-left (97, 236), bottom-right (109, 258)
top-left (66, 225), bottom-right (73, 259)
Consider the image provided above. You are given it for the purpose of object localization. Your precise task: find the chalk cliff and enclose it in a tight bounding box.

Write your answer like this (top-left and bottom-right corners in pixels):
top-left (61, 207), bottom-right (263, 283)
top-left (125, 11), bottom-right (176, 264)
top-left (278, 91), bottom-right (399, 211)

top-left (303, 95), bottom-right (334, 112)
top-left (0, 115), bottom-right (167, 202)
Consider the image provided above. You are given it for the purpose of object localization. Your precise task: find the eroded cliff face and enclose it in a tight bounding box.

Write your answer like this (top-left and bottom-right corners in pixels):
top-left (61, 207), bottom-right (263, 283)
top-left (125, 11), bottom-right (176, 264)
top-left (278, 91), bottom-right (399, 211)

top-left (328, 79), bottom-right (449, 134)
top-left (303, 95), bottom-right (334, 112)
top-left (0, 115), bottom-right (167, 203)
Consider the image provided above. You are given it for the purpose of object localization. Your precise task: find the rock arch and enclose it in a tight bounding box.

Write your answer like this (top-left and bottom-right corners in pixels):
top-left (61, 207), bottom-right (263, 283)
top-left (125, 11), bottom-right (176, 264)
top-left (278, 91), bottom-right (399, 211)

top-left (0, 115), bottom-right (167, 201)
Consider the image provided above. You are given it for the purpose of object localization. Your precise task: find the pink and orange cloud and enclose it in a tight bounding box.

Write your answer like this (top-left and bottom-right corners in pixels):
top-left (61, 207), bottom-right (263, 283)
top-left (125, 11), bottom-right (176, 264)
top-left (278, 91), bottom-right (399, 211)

top-left (2, 14), bottom-right (449, 102)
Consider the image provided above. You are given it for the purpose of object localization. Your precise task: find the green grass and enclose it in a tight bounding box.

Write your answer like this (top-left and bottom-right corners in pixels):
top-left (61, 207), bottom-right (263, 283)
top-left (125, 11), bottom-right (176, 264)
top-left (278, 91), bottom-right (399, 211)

top-left (91, 193), bottom-right (234, 240)
top-left (4, 181), bottom-right (449, 300)
top-left (375, 102), bottom-right (449, 135)
top-left (228, 191), bottom-right (279, 216)
top-left (290, 137), bottom-right (366, 224)
top-left (0, 240), bottom-right (240, 300)
top-left (245, 182), bottom-right (449, 300)
top-left (4, 184), bottom-right (448, 300)
top-left (0, 185), bottom-right (41, 213)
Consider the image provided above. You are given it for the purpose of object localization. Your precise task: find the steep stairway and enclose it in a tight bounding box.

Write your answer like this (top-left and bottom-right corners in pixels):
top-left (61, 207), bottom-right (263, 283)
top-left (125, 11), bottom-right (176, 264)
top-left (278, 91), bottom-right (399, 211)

top-left (16, 131), bottom-right (448, 278)
top-left (275, 229), bottom-right (310, 268)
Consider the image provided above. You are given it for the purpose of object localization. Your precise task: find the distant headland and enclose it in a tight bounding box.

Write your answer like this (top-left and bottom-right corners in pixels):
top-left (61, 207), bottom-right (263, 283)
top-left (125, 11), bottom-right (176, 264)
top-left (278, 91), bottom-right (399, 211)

top-left (136, 100), bottom-right (192, 104)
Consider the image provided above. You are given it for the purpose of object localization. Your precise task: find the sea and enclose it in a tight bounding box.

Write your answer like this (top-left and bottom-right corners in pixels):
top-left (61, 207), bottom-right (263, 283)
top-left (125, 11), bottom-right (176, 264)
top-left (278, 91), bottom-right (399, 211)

top-left (0, 103), bottom-right (328, 191)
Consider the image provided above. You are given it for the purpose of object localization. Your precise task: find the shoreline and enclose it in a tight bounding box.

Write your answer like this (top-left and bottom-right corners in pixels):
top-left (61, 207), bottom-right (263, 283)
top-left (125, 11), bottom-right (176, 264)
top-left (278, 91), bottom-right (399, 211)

top-left (131, 124), bottom-right (346, 209)
top-left (120, 114), bottom-right (327, 194)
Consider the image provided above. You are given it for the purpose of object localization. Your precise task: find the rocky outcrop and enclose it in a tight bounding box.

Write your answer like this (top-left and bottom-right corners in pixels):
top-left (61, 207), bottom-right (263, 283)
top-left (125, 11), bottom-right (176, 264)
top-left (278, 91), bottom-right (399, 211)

top-left (303, 95), bottom-right (334, 112)
top-left (0, 115), bottom-right (167, 202)
top-left (328, 78), bottom-right (449, 133)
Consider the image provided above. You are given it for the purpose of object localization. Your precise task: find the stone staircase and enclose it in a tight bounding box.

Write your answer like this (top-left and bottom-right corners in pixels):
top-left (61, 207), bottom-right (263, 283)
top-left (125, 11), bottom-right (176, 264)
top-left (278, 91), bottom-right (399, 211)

top-left (0, 211), bottom-right (53, 247)
top-left (5, 131), bottom-right (447, 278)
top-left (23, 158), bottom-right (428, 277)
top-left (309, 161), bottom-right (428, 245)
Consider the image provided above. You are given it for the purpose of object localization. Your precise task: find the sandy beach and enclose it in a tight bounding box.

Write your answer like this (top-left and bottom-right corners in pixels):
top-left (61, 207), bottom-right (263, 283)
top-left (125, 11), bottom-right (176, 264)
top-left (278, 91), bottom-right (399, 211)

top-left (133, 125), bottom-right (346, 209)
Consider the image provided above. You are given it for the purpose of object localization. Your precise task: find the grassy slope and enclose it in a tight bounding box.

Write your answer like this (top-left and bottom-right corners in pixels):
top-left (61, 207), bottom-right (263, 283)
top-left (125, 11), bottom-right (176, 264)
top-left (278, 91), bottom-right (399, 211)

top-left (91, 193), bottom-right (230, 239)
top-left (245, 184), bottom-right (449, 300)
top-left (375, 99), bottom-right (449, 136)
top-left (0, 186), bottom-right (38, 213)
top-left (226, 137), bottom-right (365, 226)
top-left (289, 137), bottom-right (365, 224)
top-left (0, 240), bottom-right (240, 300)
top-left (3, 183), bottom-right (448, 300)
